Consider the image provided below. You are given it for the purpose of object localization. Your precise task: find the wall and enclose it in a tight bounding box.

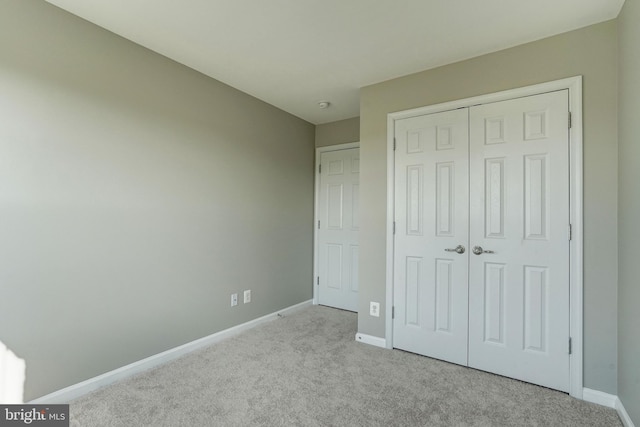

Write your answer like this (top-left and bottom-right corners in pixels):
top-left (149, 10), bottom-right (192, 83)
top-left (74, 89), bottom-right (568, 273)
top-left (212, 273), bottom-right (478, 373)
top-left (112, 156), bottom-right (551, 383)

top-left (618, 0), bottom-right (640, 423)
top-left (0, 0), bottom-right (314, 401)
top-left (359, 21), bottom-right (618, 394)
top-left (315, 117), bottom-right (360, 147)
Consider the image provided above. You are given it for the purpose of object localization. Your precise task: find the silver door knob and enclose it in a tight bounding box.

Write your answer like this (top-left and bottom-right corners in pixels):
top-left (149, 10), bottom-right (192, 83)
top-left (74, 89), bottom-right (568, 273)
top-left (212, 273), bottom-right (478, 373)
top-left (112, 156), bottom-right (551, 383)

top-left (444, 245), bottom-right (465, 254)
top-left (472, 246), bottom-right (495, 255)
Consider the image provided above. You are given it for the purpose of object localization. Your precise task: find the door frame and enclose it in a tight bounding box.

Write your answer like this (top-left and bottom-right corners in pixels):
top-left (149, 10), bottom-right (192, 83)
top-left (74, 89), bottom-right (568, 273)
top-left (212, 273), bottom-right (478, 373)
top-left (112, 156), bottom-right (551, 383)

top-left (384, 76), bottom-right (583, 399)
top-left (313, 142), bottom-right (360, 306)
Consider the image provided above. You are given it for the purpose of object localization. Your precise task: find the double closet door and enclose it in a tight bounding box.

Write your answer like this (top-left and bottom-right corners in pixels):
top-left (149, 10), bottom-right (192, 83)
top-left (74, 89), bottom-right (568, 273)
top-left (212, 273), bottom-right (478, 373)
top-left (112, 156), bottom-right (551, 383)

top-left (393, 90), bottom-right (570, 392)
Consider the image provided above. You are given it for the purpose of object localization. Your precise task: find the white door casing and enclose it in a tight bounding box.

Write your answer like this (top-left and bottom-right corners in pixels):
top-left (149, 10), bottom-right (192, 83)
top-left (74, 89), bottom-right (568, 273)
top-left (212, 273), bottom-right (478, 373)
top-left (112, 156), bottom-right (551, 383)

top-left (468, 90), bottom-right (570, 392)
top-left (316, 146), bottom-right (360, 311)
top-left (388, 81), bottom-right (579, 394)
top-left (393, 108), bottom-right (469, 365)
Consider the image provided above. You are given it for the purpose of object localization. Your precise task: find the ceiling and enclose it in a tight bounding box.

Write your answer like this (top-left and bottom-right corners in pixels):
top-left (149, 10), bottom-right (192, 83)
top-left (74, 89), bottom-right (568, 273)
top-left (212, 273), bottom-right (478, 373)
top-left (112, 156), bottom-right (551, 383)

top-left (44, 0), bottom-right (624, 124)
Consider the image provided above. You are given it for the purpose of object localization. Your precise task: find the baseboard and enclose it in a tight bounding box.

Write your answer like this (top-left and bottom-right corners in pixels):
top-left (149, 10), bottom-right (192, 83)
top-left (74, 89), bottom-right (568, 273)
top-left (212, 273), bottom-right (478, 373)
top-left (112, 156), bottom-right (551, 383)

top-left (616, 398), bottom-right (636, 427)
top-left (582, 388), bottom-right (636, 427)
top-left (583, 388), bottom-right (618, 408)
top-left (355, 333), bottom-right (387, 348)
top-left (30, 299), bottom-right (312, 404)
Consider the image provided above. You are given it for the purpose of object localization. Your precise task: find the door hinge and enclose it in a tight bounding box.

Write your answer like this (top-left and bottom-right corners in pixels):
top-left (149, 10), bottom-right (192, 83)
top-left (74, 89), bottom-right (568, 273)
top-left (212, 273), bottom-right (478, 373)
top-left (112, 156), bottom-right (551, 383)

top-left (318, 220), bottom-right (320, 229)
top-left (569, 112), bottom-right (572, 129)
top-left (319, 164), bottom-right (321, 174)
top-left (393, 221), bottom-right (396, 234)
top-left (392, 306), bottom-right (395, 319)
top-left (569, 337), bottom-right (572, 355)
top-left (393, 138), bottom-right (397, 151)
top-left (569, 224), bottom-right (572, 241)
top-left (317, 277), bottom-right (319, 286)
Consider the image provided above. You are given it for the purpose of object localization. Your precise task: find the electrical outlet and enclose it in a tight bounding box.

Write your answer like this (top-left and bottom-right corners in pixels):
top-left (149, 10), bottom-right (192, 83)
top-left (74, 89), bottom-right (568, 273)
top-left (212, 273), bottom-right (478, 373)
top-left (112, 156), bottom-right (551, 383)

top-left (231, 293), bottom-right (238, 307)
top-left (244, 290), bottom-right (251, 304)
top-left (370, 301), bottom-right (380, 317)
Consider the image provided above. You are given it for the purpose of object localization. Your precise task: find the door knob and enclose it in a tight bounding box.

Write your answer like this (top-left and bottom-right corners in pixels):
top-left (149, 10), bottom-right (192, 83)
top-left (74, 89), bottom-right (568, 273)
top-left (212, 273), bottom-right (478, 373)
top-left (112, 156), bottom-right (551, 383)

top-left (472, 246), bottom-right (495, 255)
top-left (444, 245), bottom-right (465, 254)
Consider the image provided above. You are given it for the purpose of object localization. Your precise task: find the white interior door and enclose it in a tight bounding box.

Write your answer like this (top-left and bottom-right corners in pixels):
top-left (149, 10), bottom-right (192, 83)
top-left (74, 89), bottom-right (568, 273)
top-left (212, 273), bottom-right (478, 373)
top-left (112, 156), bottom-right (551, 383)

top-left (392, 109), bottom-right (469, 365)
top-left (468, 90), bottom-right (570, 392)
top-left (317, 148), bottom-right (359, 312)
top-left (392, 90), bottom-right (570, 392)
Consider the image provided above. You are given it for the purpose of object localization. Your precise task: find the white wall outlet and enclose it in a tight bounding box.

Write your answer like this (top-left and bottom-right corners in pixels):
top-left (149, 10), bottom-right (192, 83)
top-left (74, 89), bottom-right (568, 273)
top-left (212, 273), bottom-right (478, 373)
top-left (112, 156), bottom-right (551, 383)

top-left (370, 301), bottom-right (380, 317)
top-left (231, 293), bottom-right (238, 307)
top-left (243, 290), bottom-right (251, 304)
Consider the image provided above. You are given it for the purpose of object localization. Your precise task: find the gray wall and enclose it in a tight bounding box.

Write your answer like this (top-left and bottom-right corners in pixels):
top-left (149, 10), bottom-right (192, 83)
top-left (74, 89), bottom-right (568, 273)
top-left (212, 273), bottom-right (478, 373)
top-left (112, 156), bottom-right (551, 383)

top-left (618, 0), bottom-right (640, 423)
top-left (359, 21), bottom-right (619, 394)
top-left (315, 117), bottom-right (360, 147)
top-left (0, 0), bottom-right (314, 401)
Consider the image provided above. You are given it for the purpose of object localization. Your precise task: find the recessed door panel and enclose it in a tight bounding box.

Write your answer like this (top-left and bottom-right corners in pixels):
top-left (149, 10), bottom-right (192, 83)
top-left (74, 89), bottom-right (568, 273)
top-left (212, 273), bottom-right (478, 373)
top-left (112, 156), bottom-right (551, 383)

top-left (524, 154), bottom-right (549, 240)
top-left (436, 162), bottom-right (455, 237)
top-left (326, 244), bottom-right (343, 290)
top-left (351, 184), bottom-right (360, 231)
top-left (349, 245), bottom-right (359, 293)
top-left (407, 165), bottom-right (423, 236)
top-left (405, 257), bottom-right (422, 326)
top-left (483, 262), bottom-right (506, 345)
top-left (435, 259), bottom-right (453, 333)
top-left (524, 266), bottom-right (548, 353)
top-left (485, 158), bottom-right (505, 239)
top-left (327, 184), bottom-right (343, 230)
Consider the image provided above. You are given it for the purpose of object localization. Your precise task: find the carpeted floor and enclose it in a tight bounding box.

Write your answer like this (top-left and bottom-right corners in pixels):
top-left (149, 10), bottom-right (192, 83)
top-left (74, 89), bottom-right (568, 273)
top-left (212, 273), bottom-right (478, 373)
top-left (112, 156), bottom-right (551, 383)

top-left (70, 306), bottom-right (621, 426)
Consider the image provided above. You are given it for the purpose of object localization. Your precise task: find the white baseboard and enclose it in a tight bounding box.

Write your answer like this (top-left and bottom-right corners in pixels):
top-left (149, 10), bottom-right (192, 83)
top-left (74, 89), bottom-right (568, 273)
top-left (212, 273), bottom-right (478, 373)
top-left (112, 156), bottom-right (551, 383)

top-left (616, 398), bottom-right (636, 427)
top-left (583, 388), bottom-right (618, 408)
top-left (355, 333), bottom-right (387, 348)
top-left (30, 300), bottom-right (312, 404)
top-left (583, 388), bottom-right (636, 427)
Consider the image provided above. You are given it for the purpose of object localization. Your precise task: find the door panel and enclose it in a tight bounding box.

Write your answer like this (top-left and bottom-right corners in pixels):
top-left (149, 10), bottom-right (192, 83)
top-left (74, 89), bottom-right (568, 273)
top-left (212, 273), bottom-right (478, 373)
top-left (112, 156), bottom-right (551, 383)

top-left (393, 109), bottom-right (469, 365)
top-left (468, 90), bottom-right (570, 392)
top-left (318, 148), bottom-right (359, 311)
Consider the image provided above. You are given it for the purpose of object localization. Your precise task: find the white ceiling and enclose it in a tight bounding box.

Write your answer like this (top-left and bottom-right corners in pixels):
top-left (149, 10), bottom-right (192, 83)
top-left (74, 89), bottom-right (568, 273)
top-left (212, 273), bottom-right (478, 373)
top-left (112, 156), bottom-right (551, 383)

top-left (45, 0), bottom-right (624, 124)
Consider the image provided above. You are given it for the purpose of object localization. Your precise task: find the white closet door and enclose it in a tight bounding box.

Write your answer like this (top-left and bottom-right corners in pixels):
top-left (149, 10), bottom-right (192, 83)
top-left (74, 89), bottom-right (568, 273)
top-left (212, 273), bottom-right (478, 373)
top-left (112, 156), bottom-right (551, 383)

top-left (317, 148), bottom-right (360, 312)
top-left (467, 90), bottom-right (570, 392)
top-left (393, 109), bottom-right (470, 365)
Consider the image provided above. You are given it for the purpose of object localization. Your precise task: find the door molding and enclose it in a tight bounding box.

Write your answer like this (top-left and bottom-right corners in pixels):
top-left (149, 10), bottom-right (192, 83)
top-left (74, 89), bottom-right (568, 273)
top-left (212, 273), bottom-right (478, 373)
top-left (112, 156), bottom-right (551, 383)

top-left (313, 142), bottom-right (360, 306)
top-left (385, 76), bottom-right (583, 399)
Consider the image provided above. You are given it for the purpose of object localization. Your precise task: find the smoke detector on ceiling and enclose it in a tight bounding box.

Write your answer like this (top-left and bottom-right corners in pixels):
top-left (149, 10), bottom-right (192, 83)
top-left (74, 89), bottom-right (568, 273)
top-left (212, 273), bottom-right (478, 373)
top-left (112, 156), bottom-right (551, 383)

top-left (318, 101), bottom-right (331, 109)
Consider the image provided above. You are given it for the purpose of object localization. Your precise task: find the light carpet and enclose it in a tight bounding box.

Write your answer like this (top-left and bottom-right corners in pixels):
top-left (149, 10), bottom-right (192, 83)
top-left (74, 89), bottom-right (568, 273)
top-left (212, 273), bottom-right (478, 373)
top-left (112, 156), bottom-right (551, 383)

top-left (70, 306), bottom-right (621, 426)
